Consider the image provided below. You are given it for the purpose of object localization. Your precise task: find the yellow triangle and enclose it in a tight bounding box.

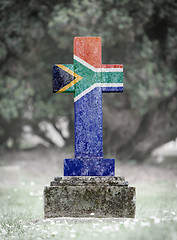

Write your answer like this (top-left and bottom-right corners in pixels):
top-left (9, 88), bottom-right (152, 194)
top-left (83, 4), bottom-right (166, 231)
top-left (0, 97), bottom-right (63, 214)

top-left (55, 65), bottom-right (82, 93)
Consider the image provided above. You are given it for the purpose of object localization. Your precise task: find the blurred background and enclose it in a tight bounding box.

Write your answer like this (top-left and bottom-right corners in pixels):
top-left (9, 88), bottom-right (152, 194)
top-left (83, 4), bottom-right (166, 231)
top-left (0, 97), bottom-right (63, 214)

top-left (1, 2), bottom-right (177, 238)
top-left (0, 0), bottom-right (177, 165)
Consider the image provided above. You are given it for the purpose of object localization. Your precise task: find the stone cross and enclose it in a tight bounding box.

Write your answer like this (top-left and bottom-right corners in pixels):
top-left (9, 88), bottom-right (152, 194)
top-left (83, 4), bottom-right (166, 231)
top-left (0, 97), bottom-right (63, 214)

top-left (53, 37), bottom-right (123, 176)
top-left (44, 37), bottom-right (135, 219)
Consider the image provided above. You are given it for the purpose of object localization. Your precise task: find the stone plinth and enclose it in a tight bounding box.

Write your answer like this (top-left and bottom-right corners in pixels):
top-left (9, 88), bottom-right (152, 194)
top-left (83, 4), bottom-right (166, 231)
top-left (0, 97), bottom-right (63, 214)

top-left (44, 176), bottom-right (136, 218)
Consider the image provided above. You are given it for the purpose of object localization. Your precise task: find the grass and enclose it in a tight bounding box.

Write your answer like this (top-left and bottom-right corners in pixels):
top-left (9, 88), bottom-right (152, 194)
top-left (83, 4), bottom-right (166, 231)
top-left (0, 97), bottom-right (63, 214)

top-left (0, 148), bottom-right (177, 239)
top-left (0, 179), bottom-right (177, 240)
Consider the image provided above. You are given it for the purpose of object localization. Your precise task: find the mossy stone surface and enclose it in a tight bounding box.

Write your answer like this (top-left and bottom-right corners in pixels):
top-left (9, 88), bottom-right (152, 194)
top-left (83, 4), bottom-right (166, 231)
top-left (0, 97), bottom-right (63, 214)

top-left (44, 176), bottom-right (136, 218)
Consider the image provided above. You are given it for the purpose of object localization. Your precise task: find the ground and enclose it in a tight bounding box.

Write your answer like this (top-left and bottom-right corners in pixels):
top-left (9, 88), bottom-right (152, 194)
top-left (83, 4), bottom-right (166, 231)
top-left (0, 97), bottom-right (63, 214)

top-left (0, 147), bottom-right (177, 240)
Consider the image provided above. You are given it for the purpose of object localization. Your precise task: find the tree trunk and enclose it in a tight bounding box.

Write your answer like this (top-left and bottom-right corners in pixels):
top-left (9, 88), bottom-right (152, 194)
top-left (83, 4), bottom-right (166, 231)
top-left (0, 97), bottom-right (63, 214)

top-left (103, 90), bottom-right (177, 161)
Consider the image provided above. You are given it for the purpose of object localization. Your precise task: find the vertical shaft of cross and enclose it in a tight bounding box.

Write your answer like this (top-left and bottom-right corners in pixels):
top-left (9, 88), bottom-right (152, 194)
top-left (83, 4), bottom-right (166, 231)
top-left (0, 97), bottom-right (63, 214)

top-left (74, 87), bottom-right (103, 159)
top-left (73, 37), bottom-right (103, 160)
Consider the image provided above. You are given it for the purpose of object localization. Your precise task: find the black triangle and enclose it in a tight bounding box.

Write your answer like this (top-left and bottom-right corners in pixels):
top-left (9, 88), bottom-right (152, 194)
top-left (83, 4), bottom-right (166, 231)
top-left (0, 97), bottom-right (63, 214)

top-left (53, 65), bottom-right (75, 93)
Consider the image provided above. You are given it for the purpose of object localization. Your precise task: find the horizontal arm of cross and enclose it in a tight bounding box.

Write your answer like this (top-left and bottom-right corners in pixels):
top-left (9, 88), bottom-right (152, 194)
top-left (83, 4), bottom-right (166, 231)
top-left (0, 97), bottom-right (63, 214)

top-left (53, 37), bottom-right (123, 99)
top-left (53, 63), bottom-right (123, 94)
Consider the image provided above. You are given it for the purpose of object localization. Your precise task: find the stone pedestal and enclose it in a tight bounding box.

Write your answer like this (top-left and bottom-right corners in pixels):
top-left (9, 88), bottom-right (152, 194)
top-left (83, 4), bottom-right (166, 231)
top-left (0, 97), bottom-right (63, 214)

top-left (44, 176), bottom-right (136, 218)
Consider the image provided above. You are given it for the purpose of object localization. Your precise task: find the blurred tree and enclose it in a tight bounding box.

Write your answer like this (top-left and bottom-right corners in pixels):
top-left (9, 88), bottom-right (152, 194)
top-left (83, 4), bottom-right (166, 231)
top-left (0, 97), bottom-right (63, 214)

top-left (0, 0), bottom-right (176, 161)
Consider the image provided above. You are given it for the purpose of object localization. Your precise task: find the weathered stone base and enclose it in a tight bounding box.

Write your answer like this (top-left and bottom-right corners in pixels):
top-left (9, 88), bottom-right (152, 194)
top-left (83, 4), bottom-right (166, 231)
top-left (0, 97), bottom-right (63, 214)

top-left (44, 176), bottom-right (136, 218)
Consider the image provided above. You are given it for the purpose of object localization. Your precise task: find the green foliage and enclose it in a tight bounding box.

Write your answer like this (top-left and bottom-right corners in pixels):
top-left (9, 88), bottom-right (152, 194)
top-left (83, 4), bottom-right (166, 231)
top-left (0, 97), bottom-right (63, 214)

top-left (0, 180), bottom-right (177, 239)
top-left (0, 77), bottom-right (34, 121)
top-left (0, 0), bottom-right (176, 152)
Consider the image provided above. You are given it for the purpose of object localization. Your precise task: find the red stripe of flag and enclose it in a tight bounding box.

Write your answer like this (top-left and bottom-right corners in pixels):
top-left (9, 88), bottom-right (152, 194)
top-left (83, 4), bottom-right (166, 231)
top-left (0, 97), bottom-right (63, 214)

top-left (74, 37), bottom-right (102, 68)
top-left (101, 64), bottom-right (123, 68)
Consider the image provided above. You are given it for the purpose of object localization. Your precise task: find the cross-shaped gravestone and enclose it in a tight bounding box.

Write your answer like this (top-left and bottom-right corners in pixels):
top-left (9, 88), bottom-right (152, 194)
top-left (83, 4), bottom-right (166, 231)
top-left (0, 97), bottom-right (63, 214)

top-left (44, 37), bottom-right (135, 219)
top-left (53, 37), bottom-right (123, 176)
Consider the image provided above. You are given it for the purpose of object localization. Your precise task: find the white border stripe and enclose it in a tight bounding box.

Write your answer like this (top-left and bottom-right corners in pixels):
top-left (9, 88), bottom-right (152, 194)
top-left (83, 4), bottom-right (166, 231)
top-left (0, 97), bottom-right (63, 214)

top-left (74, 55), bottom-right (123, 72)
top-left (74, 55), bottom-right (96, 71)
top-left (74, 83), bottom-right (123, 102)
top-left (101, 68), bottom-right (123, 72)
